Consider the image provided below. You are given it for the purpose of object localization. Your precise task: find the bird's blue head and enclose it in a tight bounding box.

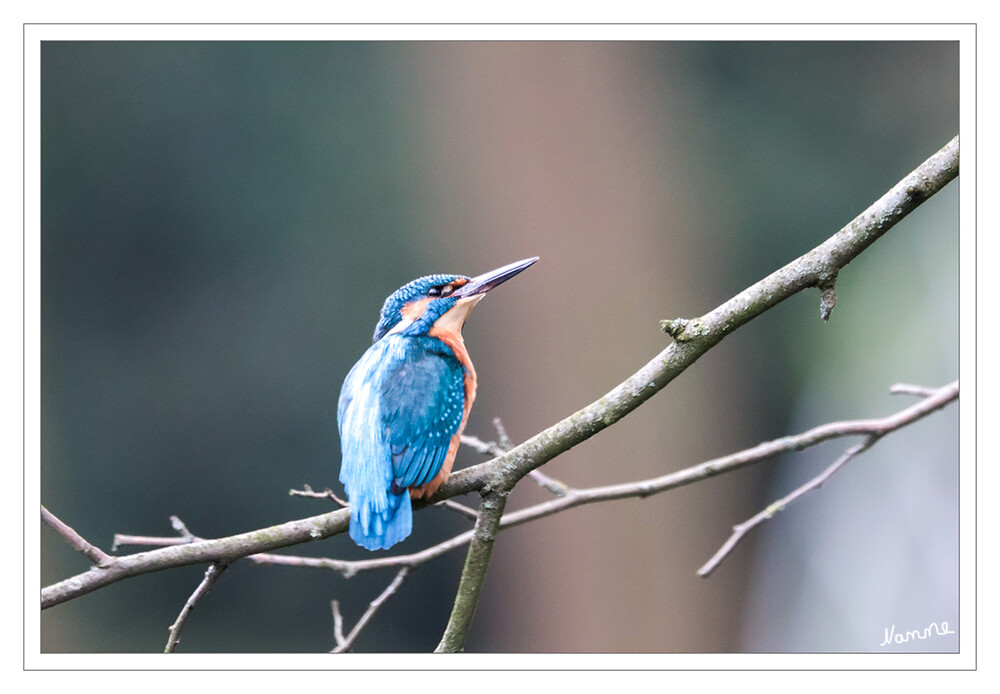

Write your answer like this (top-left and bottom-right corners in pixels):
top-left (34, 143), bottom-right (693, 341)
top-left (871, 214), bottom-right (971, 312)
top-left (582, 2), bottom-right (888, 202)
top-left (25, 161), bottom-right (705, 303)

top-left (372, 257), bottom-right (539, 343)
top-left (373, 273), bottom-right (465, 342)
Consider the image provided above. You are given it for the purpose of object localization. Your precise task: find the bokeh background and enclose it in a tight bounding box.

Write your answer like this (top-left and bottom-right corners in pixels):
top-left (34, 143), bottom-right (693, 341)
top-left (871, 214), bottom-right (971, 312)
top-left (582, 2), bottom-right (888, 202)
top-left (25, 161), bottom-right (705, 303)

top-left (39, 40), bottom-right (959, 654)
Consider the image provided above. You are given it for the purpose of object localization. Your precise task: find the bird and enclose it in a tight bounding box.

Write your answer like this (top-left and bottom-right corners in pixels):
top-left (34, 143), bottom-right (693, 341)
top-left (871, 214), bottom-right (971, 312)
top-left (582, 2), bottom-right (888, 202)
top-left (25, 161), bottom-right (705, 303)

top-left (337, 256), bottom-right (538, 551)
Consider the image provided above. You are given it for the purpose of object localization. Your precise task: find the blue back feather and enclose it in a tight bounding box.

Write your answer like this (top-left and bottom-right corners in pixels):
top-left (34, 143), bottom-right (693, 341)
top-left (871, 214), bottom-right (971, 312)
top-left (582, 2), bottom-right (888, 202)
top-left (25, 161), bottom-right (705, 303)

top-left (338, 334), bottom-right (466, 550)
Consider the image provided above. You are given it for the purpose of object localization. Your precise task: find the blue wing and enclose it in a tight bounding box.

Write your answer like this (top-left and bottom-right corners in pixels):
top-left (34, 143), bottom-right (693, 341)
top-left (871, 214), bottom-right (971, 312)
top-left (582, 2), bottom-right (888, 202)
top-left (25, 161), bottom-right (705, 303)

top-left (379, 337), bottom-right (466, 490)
top-left (337, 335), bottom-right (464, 551)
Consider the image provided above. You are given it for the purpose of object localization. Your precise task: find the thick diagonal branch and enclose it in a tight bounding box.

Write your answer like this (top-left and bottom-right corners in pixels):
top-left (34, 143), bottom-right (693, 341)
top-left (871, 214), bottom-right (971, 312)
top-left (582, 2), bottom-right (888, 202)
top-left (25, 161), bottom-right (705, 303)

top-left (112, 381), bottom-right (959, 584)
top-left (41, 136), bottom-right (959, 621)
top-left (431, 135), bottom-right (960, 650)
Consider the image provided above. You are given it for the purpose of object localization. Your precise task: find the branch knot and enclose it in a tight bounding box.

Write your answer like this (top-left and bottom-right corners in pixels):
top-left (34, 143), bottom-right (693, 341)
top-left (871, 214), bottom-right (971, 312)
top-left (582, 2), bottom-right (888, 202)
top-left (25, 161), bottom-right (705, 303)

top-left (661, 317), bottom-right (703, 341)
top-left (817, 274), bottom-right (838, 322)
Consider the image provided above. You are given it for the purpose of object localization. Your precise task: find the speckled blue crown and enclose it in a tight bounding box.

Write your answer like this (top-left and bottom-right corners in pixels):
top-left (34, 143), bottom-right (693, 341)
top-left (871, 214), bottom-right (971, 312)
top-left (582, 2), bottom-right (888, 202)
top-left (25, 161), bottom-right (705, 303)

top-left (373, 273), bottom-right (468, 342)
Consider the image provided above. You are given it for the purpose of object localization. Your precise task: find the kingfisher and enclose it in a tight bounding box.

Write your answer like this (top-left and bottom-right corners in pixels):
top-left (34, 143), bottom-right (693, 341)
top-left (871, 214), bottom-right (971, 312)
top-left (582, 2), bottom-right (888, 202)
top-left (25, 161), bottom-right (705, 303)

top-left (337, 256), bottom-right (538, 551)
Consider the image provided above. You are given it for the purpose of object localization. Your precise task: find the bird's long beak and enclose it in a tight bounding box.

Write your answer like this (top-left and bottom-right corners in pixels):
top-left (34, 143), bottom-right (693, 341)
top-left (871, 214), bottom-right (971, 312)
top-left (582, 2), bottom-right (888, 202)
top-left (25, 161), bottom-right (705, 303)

top-left (452, 257), bottom-right (539, 299)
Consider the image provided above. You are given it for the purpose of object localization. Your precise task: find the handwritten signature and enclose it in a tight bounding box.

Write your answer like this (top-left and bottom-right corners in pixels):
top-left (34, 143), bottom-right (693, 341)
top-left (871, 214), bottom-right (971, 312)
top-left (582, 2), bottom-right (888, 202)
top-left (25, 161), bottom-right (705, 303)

top-left (880, 621), bottom-right (956, 647)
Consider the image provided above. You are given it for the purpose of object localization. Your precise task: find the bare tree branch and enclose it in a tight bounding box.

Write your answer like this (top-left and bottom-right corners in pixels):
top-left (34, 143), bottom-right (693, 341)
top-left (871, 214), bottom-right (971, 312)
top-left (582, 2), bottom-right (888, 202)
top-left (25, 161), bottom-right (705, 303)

top-left (331, 600), bottom-right (346, 647)
top-left (42, 508), bottom-right (352, 609)
top-left (697, 380), bottom-right (959, 577)
top-left (890, 383), bottom-right (941, 398)
top-left (112, 533), bottom-right (191, 551)
top-left (463, 428), bottom-right (568, 495)
top-left (434, 489), bottom-right (507, 653)
top-left (40, 136), bottom-right (960, 654)
top-left (112, 381), bottom-right (960, 578)
top-left (434, 499), bottom-right (480, 521)
top-left (432, 134), bottom-right (960, 651)
top-left (330, 567), bottom-right (410, 653)
top-left (164, 562), bottom-right (228, 653)
top-left (103, 381), bottom-right (957, 649)
top-left (527, 468), bottom-right (571, 497)
top-left (112, 515), bottom-right (474, 580)
top-left (697, 440), bottom-right (872, 578)
top-left (41, 506), bottom-right (113, 568)
top-left (459, 434), bottom-right (506, 458)
top-left (491, 416), bottom-right (512, 452)
top-left (289, 485), bottom-right (348, 506)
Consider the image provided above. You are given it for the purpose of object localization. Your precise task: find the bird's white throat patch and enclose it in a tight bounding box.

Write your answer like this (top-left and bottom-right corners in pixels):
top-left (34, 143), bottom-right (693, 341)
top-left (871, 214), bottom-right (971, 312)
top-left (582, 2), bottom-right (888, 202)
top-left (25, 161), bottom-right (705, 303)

top-left (432, 295), bottom-right (483, 334)
top-left (386, 295), bottom-right (483, 337)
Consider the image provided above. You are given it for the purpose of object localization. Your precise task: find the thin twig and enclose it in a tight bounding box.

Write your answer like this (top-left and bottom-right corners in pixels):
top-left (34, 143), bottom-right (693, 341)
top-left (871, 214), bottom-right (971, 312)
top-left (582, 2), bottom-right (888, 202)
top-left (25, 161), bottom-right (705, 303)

top-left (331, 600), bottom-right (346, 646)
top-left (529, 469), bottom-right (571, 497)
top-left (462, 429), bottom-right (570, 496)
top-left (697, 440), bottom-right (873, 578)
top-left (114, 515), bottom-right (203, 552)
top-left (170, 515), bottom-right (196, 540)
top-left (492, 417), bottom-right (512, 452)
top-left (290, 485), bottom-right (348, 506)
top-left (112, 534), bottom-right (192, 551)
top-left (164, 562), bottom-right (229, 653)
top-left (499, 381), bottom-right (959, 538)
top-left (113, 517), bottom-right (362, 579)
top-left (41, 505), bottom-right (114, 567)
top-left (110, 514), bottom-right (465, 581)
top-left (238, 525), bottom-right (478, 579)
top-left (330, 567), bottom-right (410, 653)
top-left (890, 383), bottom-right (939, 398)
top-left (435, 498), bottom-right (480, 521)
top-left (695, 380), bottom-right (959, 576)
top-left (459, 434), bottom-right (506, 458)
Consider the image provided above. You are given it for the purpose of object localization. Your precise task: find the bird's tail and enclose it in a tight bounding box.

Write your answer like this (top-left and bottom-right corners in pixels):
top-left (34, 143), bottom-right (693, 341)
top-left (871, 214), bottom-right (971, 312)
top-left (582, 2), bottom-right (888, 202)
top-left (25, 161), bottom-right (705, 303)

top-left (348, 488), bottom-right (412, 551)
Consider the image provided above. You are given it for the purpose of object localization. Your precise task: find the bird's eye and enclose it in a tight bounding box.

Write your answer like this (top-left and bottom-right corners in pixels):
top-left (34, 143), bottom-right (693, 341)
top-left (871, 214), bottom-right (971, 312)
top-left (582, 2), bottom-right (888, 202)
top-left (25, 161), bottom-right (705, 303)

top-left (428, 284), bottom-right (454, 298)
